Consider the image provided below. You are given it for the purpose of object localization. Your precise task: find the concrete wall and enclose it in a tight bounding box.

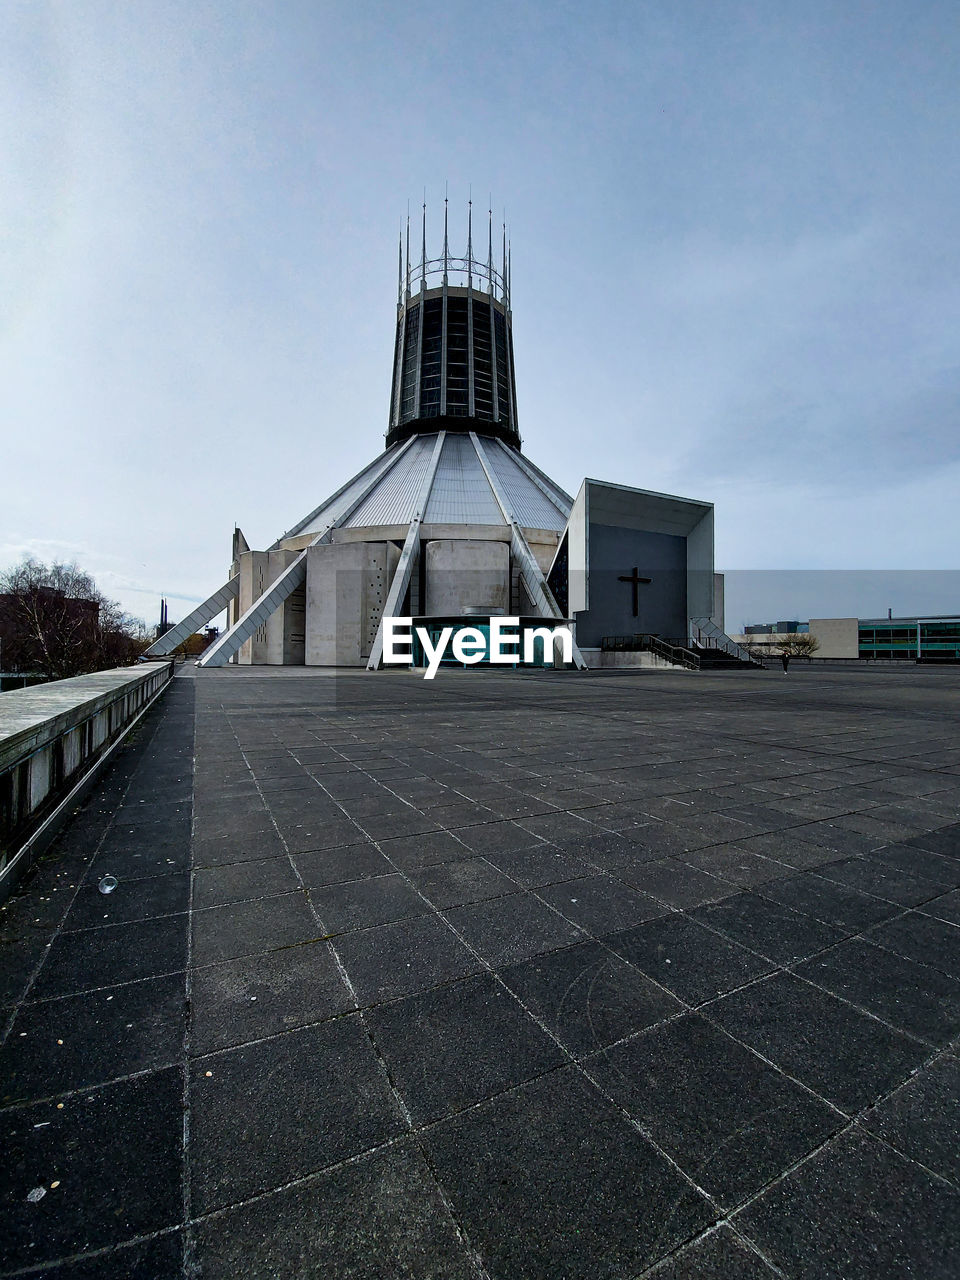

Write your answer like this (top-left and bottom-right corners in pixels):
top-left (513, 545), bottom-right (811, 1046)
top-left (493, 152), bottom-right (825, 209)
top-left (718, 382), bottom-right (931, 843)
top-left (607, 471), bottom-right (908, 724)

top-left (305, 542), bottom-right (400, 666)
top-left (237, 550), bottom-right (307, 665)
top-left (264, 550), bottom-right (305, 665)
top-left (578, 648), bottom-right (692, 671)
top-left (424, 540), bottom-right (510, 616)
top-left (0, 662), bottom-right (173, 896)
top-left (237, 552), bottom-right (273, 664)
top-left (575, 524), bottom-right (688, 647)
top-left (809, 617), bottom-right (859, 658)
top-left (685, 509), bottom-right (715, 621)
top-left (562, 478), bottom-right (714, 642)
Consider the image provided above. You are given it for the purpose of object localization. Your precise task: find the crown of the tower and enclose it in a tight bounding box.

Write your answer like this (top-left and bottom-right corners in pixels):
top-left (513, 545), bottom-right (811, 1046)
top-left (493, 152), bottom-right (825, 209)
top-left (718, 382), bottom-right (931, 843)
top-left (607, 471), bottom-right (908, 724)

top-left (386, 199), bottom-right (519, 450)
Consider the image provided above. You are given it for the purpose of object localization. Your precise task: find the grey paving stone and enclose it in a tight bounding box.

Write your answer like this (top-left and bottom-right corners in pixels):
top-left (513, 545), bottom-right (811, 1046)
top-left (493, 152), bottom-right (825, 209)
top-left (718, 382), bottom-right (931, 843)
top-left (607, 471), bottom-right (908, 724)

top-left (272, 814), bottom-right (362, 854)
top-left (32, 915), bottom-right (188, 999)
top-left (619, 857), bottom-right (737, 909)
top-left (859, 1054), bottom-right (960, 1186)
top-left (191, 892), bottom-right (320, 966)
top-left (292, 841), bottom-right (394, 886)
top-left (708, 972), bottom-right (927, 1113)
top-left (830, 812), bottom-right (921, 844)
top-left (189, 940), bottom-right (355, 1054)
top-left (550, 828), bottom-right (647, 864)
top-left (428, 800), bottom-right (496, 828)
top-left (735, 1127), bottom-right (960, 1279)
top-left (366, 973), bottom-right (563, 1123)
top-left (336, 790), bottom-right (421, 818)
top-left (482, 842), bottom-right (587, 886)
top-left (11, 661), bottom-right (960, 1277)
top-left (905, 824), bottom-right (960, 858)
top-left (754, 871), bottom-right (899, 931)
top-left (499, 940), bottom-right (682, 1056)
top-left (793, 824), bottom-right (889, 856)
top-left (62, 871), bottom-right (189, 930)
top-left (516, 812), bottom-right (594, 843)
top-left (423, 1067), bottom-right (713, 1279)
top-left (537, 874), bottom-right (666, 934)
top-left (647, 1227), bottom-right (780, 1278)
top-left (680, 845), bottom-right (795, 887)
top-left (666, 811), bottom-right (762, 849)
top-left (192, 857), bottom-right (299, 909)
top-left (735, 831), bottom-right (845, 869)
top-left (692, 891), bottom-right (845, 965)
top-left (0, 1067), bottom-right (182, 1271)
top-left (334, 913), bottom-right (482, 1006)
top-left (29, 1232), bottom-right (184, 1278)
top-left (357, 808), bottom-right (441, 841)
top-left (921, 888), bottom-right (960, 926)
top-left (866, 910), bottom-right (960, 981)
top-left (453, 820), bottom-right (539, 855)
top-left (590, 1013), bottom-right (842, 1208)
top-left (193, 808), bottom-right (274, 844)
top-left (816, 856), bottom-right (947, 906)
top-left (0, 935), bottom-right (49, 1007)
top-left (445, 891), bottom-right (584, 967)
top-left (606, 914), bottom-right (774, 1005)
top-left (1, 973), bottom-right (185, 1105)
top-left (309, 872), bottom-right (428, 934)
top-left (190, 1015), bottom-right (405, 1213)
top-left (87, 827), bottom-right (190, 879)
top-left (873, 843), bottom-right (960, 888)
top-left (192, 824), bottom-right (285, 865)
top-left (111, 801), bottom-right (189, 828)
top-left (375, 828), bottom-right (470, 868)
top-left (193, 1142), bottom-right (480, 1279)
top-left (409, 856), bottom-right (517, 908)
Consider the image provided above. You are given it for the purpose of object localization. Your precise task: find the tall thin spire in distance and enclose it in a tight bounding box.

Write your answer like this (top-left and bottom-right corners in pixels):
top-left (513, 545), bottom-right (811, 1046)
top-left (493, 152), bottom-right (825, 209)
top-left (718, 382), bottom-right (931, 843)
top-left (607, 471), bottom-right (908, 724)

top-left (442, 191), bottom-right (449, 284)
top-left (420, 195), bottom-right (427, 291)
top-left (502, 220), bottom-right (507, 297)
top-left (467, 197), bottom-right (473, 288)
top-left (397, 232), bottom-right (403, 305)
top-left (487, 205), bottom-right (494, 295)
top-left (405, 211), bottom-right (411, 300)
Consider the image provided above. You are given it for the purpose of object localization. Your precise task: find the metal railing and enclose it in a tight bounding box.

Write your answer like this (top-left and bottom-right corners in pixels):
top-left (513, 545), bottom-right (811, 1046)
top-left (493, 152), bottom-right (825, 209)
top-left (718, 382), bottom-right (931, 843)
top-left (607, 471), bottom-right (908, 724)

top-left (600, 634), bottom-right (700, 671)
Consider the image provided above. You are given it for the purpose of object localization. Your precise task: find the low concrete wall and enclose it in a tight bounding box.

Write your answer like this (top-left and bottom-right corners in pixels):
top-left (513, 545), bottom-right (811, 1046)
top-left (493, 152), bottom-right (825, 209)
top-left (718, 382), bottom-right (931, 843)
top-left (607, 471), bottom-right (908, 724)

top-left (579, 648), bottom-right (692, 671)
top-left (0, 662), bottom-right (173, 897)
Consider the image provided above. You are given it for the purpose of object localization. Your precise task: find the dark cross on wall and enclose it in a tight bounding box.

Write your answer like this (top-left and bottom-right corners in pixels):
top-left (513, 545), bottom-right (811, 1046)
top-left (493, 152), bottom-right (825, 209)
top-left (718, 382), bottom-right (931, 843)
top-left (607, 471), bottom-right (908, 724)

top-left (618, 567), bottom-right (652, 618)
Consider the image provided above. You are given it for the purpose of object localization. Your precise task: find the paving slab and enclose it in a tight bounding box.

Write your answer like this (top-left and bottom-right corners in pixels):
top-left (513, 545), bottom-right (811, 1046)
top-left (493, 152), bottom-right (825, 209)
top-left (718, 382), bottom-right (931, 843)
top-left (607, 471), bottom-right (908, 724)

top-left (4, 663), bottom-right (960, 1277)
top-left (588, 1013), bottom-right (843, 1208)
top-left (735, 1127), bottom-right (960, 1278)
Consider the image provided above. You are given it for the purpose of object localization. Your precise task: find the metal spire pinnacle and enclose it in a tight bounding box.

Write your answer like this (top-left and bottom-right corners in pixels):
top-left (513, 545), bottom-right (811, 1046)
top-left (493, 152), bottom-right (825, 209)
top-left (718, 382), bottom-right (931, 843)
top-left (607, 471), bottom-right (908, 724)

top-left (487, 205), bottom-right (494, 295)
top-left (443, 191), bottom-right (449, 284)
top-left (467, 197), bottom-right (473, 288)
top-left (420, 196), bottom-right (427, 291)
top-left (405, 212), bottom-right (411, 300)
top-left (397, 232), bottom-right (403, 305)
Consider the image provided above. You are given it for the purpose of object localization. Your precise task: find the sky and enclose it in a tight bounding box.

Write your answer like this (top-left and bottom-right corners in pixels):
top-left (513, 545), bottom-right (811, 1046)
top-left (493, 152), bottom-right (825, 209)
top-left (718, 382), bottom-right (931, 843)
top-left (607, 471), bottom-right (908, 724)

top-left (2, 0), bottom-right (958, 632)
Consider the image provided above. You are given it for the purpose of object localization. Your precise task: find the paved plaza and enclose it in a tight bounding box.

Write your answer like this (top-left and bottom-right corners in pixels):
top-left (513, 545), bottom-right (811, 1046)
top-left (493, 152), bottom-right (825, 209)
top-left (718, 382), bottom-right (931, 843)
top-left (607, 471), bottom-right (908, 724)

top-left (2, 663), bottom-right (960, 1277)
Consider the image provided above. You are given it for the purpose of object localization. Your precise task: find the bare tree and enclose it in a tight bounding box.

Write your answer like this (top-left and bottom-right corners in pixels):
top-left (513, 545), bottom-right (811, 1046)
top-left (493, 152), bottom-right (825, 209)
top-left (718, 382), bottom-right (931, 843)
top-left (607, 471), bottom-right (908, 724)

top-left (0, 558), bottom-right (148, 680)
top-left (774, 632), bottom-right (820, 658)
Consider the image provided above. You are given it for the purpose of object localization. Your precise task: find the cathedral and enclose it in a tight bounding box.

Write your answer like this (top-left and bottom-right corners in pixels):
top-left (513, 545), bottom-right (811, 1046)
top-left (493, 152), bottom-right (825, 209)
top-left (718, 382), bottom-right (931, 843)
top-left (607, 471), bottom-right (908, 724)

top-left (146, 203), bottom-right (746, 672)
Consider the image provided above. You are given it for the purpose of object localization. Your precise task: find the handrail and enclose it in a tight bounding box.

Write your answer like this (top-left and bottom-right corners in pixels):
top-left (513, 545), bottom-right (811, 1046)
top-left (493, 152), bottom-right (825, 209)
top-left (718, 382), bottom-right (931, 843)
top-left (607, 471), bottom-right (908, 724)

top-left (600, 634), bottom-right (700, 671)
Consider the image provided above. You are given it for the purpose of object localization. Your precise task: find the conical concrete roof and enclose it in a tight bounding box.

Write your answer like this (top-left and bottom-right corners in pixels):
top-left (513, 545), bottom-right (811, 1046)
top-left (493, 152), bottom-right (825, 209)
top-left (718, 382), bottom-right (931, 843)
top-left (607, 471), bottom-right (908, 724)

top-left (272, 432), bottom-right (572, 547)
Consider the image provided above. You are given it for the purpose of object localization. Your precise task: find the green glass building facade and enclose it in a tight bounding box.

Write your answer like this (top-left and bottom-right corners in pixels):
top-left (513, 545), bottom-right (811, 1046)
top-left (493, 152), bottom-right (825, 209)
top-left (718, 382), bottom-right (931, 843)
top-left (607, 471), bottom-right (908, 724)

top-left (858, 616), bottom-right (960, 660)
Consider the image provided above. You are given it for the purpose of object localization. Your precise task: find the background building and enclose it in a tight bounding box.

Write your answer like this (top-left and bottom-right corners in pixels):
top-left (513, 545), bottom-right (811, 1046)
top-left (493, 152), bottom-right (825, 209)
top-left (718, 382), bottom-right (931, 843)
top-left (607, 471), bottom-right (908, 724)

top-left (732, 615), bottom-right (960, 661)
